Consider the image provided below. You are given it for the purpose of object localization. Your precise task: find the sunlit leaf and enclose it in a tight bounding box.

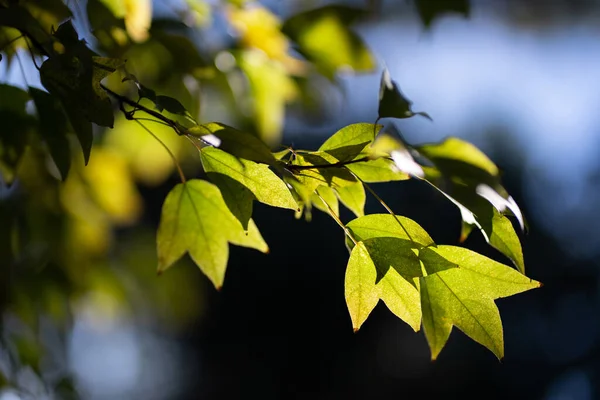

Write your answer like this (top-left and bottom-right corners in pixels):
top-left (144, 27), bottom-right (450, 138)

top-left (346, 157), bottom-right (409, 182)
top-left (345, 240), bottom-right (422, 332)
top-left (290, 152), bottom-right (358, 193)
top-left (319, 123), bottom-right (381, 161)
top-left (200, 147), bottom-right (298, 211)
top-left (157, 179), bottom-right (268, 289)
top-left (378, 68), bottom-right (431, 121)
top-left (347, 214), bottom-right (435, 247)
top-left (282, 5), bottom-right (375, 79)
top-left (345, 241), bottom-right (379, 332)
top-left (311, 185), bottom-right (339, 216)
top-left (419, 245), bottom-right (540, 360)
top-left (188, 122), bottom-right (275, 165)
top-left (481, 208), bottom-right (525, 274)
top-left (335, 181), bottom-right (365, 217)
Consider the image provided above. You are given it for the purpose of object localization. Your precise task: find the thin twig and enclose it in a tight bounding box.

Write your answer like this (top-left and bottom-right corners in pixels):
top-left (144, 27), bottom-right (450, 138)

top-left (315, 191), bottom-right (358, 246)
top-left (355, 175), bottom-right (418, 247)
top-left (134, 119), bottom-right (186, 184)
top-left (101, 83), bottom-right (184, 135)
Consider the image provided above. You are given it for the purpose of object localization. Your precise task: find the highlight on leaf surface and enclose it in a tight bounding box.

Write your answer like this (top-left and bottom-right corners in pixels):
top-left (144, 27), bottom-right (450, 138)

top-left (157, 179), bottom-right (268, 289)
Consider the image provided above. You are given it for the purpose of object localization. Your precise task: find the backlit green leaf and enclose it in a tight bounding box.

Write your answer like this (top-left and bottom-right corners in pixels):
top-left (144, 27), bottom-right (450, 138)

top-left (419, 245), bottom-right (540, 360)
top-left (335, 180), bottom-right (365, 217)
top-left (200, 147), bottom-right (298, 211)
top-left (188, 122), bottom-right (275, 165)
top-left (157, 179), bottom-right (268, 289)
top-left (311, 185), bottom-right (339, 216)
top-left (346, 157), bottom-right (409, 182)
top-left (345, 241), bottom-right (379, 332)
top-left (318, 123), bottom-right (382, 161)
top-left (347, 214), bottom-right (435, 247)
top-left (345, 240), bottom-right (422, 332)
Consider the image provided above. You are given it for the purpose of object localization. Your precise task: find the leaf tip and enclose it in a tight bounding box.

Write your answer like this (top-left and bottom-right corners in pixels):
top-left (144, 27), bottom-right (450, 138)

top-left (216, 285), bottom-right (223, 292)
top-left (353, 327), bottom-right (359, 333)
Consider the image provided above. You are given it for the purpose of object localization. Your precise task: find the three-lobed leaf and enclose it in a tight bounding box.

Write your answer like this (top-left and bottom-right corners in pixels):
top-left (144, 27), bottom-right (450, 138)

top-left (157, 179), bottom-right (268, 289)
top-left (419, 245), bottom-right (540, 360)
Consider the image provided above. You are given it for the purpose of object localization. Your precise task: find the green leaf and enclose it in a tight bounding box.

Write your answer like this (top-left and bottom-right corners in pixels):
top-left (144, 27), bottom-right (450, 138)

top-left (318, 123), bottom-right (382, 161)
top-left (155, 95), bottom-right (196, 122)
top-left (200, 147), bottom-right (298, 211)
top-left (290, 152), bottom-right (359, 193)
top-left (157, 179), bottom-right (268, 289)
top-left (378, 68), bottom-right (431, 121)
top-left (345, 240), bottom-right (422, 332)
top-left (188, 122), bottom-right (275, 165)
top-left (311, 185), bottom-right (339, 216)
top-left (204, 172), bottom-right (254, 231)
top-left (345, 241), bottom-right (379, 332)
top-left (346, 157), bottom-right (409, 182)
top-left (417, 137), bottom-right (499, 179)
top-left (484, 209), bottom-right (525, 274)
top-left (378, 268), bottom-right (421, 332)
top-left (363, 237), bottom-right (422, 280)
top-left (419, 245), bottom-right (540, 360)
top-left (335, 180), bottom-right (365, 217)
top-left (415, 0), bottom-right (470, 27)
top-left (346, 214), bottom-right (435, 247)
top-left (418, 246), bottom-right (458, 274)
top-left (282, 5), bottom-right (375, 79)
top-left (29, 87), bottom-right (71, 180)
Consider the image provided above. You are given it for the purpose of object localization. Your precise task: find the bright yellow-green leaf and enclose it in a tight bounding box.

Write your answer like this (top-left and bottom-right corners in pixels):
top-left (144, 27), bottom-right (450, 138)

top-left (200, 147), bottom-right (298, 211)
top-left (345, 239), bottom-right (423, 332)
top-left (420, 245), bottom-right (541, 360)
top-left (157, 179), bottom-right (268, 289)
top-left (189, 122), bottom-right (275, 165)
top-left (290, 153), bottom-right (358, 193)
top-left (311, 185), bottom-right (339, 216)
top-left (346, 157), bottom-right (409, 182)
top-left (378, 268), bottom-right (421, 332)
top-left (319, 123), bottom-right (382, 161)
top-left (418, 137), bottom-right (499, 178)
top-left (335, 181), bottom-right (365, 217)
top-left (483, 209), bottom-right (525, 273)
top-left (345, 242), bottom-right (379, 332)
top-left (346, 214), bottom-right (435, 247)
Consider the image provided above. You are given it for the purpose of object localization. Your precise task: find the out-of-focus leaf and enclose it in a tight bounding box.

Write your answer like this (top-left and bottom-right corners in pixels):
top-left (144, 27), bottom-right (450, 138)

top-left (0, 84), bottom-right (35, 184)
top-left (319, 123), bottom-right (381, 161)
top-left (238, 49), bottom-right (297, 145)
top-left (157, 179), bottom-right (268, 289)
top-left (346, 158), bottom-right (409, 182)
top-left (154, 95), bottom-right (196, 122)
top-left (150, 30), bottom-right (208, 74)
top-left (419, 245), bottom-right (540, 360)
top-left (187, 122), bottom-right (276, 165)
top-left (282, 5), bottom-right (375, 79)
top-left (29, 87), bottom-right (71, 180)
top-left (378, 68), bottom-right (431, 121)
top-left (228, 4), bottom-right (303, 73)
top-left (94, 0), bottom-right (151, 42)
top-left (415, 0), bottom-right (470, 27)
top-left (347, 214), bottom-right (435, 247)
top-left (335, 181), bottom-right (365, 217)
top-left (200, 146), bottom-right (297, 214)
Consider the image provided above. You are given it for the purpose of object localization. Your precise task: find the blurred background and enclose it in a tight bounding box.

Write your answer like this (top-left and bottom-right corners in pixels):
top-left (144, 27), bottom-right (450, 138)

top-left (2, 0), bottom-right (600, 398)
